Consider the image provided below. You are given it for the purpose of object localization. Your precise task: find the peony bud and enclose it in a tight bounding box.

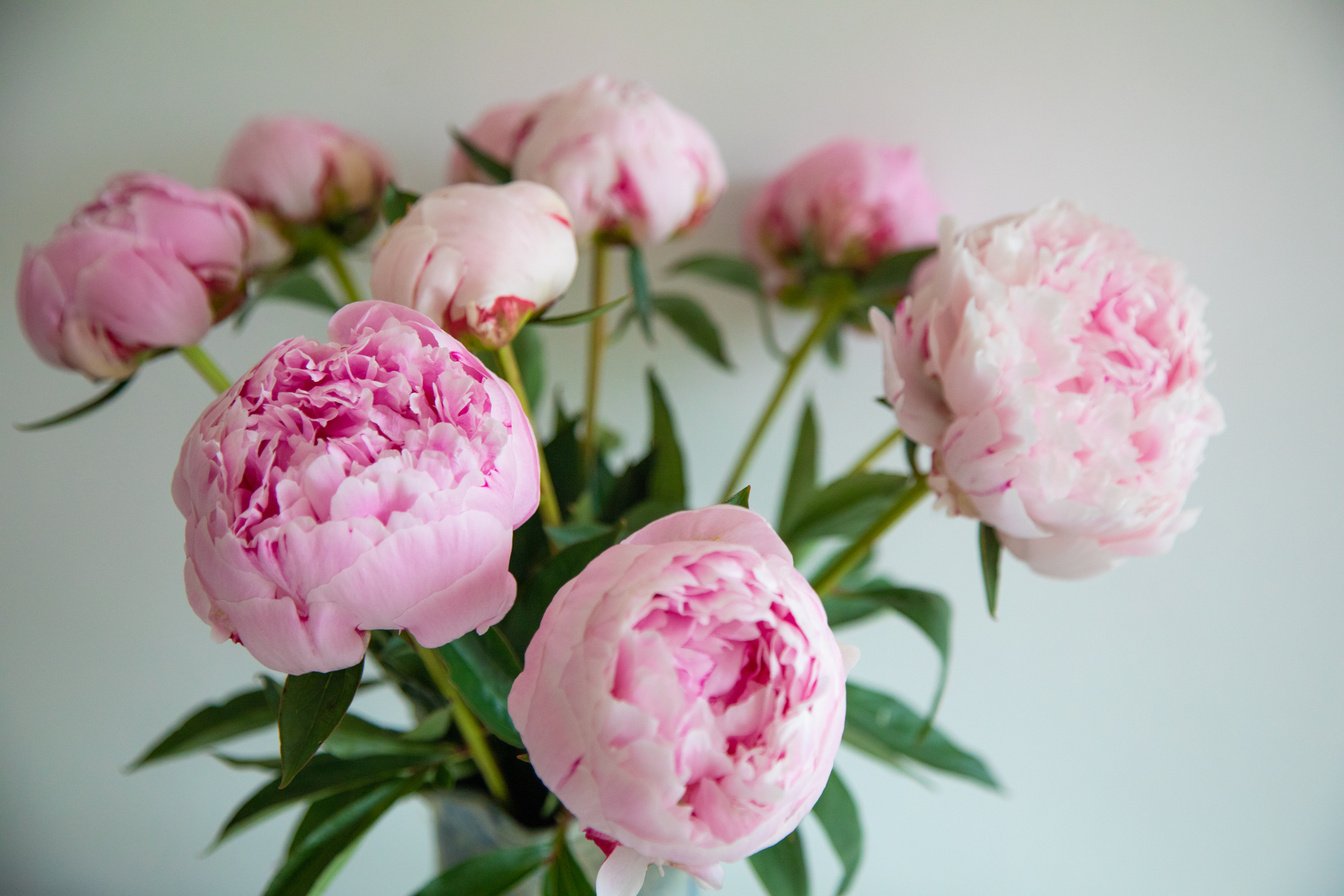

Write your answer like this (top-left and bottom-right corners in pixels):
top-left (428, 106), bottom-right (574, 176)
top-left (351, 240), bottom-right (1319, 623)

top-left (509, 506), bottom-right (847, 895)
top-left (172, 302), bottom-right (540, 674)
top-left (872, 201), bottom-right (1224, 577)
top-left (370, 182), bottom-right (577, 348)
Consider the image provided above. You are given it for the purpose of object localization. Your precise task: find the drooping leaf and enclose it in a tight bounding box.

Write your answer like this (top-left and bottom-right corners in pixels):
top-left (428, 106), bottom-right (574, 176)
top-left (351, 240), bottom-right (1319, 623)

top-left (382, 183), bottom-right (421, 225)
top-left (435, 630), bottom-right (524, 748)
top-left (648, 293), bottom-right (732, 368)
top-left (780, 473), bottom-right (910, 547)
top-left (412, 843), bottom-right (552, 896)
top-left (451, 130), bottom-right (513, 183)
top-left (749, 830), bottom-right (809, 896)
top-left (627, 245), bottom-right (654, 340)
top-left (16, 374), bottom-right (137, 431)
top-left (646, 373), bottom-right (686, 507)
top-left (278, 660), bottom-right (364, 788)
top-left (812, 772), bottom-right (862, 896)
top-left (843, 684), bottom-right (997, 788)
top-left (542, 836), bottom-right (596, 896)
top-left (979, 523), bottom-right (1001, 618)
top-left (131, 687), bottom-right (274, 768)
top-left (532, 294), bottom-right (629, 327)
top-left (725, 485), bottom-right (751, 508)
top-left (669, 252), bottom-right (763, 295)
top-left (779, 402), bottom-right (819, 534)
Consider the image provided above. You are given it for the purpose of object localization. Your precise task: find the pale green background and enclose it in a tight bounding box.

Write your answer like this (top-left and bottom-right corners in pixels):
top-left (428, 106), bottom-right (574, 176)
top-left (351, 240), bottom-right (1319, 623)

top-left (1, 2), bottom-right (1341, 894)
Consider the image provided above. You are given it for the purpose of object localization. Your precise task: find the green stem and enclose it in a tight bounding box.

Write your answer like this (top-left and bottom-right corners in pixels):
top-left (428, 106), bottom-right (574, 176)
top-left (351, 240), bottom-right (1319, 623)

top-left (719, 298), bottom-right (847, 501)
top-left (498, 342), bottom-right (563, 529)
top-left (581, 243), bottom-right (608, 472)
top-left (405, 632), bottom-right (510, 805)
top-left (810, 476), bottom-right (930, 597)
top-left (318, 235), bottom-right (363, 305)
top-left (179, 345), bottom-right (232, 394)
top-left (845, 427), bottom-right (904, 477)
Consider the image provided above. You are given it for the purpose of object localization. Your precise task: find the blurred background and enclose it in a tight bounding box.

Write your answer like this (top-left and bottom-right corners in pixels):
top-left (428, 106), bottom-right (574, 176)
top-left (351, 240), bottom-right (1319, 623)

top-left (2, 2), bottom-right (1341, 894)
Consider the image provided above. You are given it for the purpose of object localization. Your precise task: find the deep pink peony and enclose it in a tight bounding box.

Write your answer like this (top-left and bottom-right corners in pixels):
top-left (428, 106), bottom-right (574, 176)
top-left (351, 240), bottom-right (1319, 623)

top-left (172, 302), bottom-right (540, 674)
top-left (17, 173), bottom-right (255, 379)
top-left (507, 76), bottom-right (727, 246)
top-left (744, 139), bottom-right (940, 297)
top-left (508, 506), bottom-right (847, 895)
top-left (218, 116), bottom-right (391, 227)
top-left (370, 182), bottom-right (577, 348)
top-left (447, 99), bottom-right (544, 184)
top-left (872, 201), bottom-right (1224, 577)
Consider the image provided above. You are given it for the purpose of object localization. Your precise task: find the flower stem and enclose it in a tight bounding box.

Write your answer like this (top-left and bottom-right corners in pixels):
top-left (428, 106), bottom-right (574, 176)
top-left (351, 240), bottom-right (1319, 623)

top-left (404, 632), bottom-right (509, 805)
top-left (719, 297), bottom-right (847, 501)
top-left (179, 345), bottom-right (232, 394)
top-left (581, 243), bottom-right (608, 472)
top-left (317, 235), bottom-right (363, 305)
top-left (845, 427), bottom-right (904, 477)
top-left (498, 341), bottom-right (563, 529)
top-left (810, 475), bottom-right (930, 597)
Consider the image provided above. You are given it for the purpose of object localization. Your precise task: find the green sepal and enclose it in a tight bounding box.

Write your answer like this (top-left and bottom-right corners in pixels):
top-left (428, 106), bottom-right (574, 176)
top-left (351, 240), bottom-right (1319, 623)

top-left (451, 130), bottom-right (513, 183)
top-left (979, 523), bottom-right (1002, 618)
top-left (382, 183), bottom-right (421, 225)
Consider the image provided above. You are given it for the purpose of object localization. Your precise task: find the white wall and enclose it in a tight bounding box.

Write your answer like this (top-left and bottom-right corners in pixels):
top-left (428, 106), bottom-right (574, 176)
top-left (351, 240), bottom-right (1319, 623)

top-left (1, 2), bottom-right (1341, 894)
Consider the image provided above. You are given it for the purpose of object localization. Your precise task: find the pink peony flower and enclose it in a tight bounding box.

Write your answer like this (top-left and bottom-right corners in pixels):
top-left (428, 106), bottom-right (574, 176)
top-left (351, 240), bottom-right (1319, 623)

top-left (446, 99), bottom-right (544, 184)
top-left (217, 116), bottom-right (391, 231)
top-left (172, 302), bottom-right (540, 674)
top-left (508, 506), bottom-right (848, 895)
top-left (370, 182), bottom-right (577, 348)
top-left (744, 139), bottom-right (941, 298)
top-left (509, 75), bottom-right (727, 246)
top-left (17, 173), bottom-right (256, 379)
top-left (872, 201), bottom-right (1224, 578)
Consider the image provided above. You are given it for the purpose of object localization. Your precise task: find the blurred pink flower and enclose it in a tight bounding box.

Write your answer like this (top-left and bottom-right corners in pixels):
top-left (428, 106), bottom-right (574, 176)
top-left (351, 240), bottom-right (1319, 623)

top-left (172, 302), bottom-right (540, 674)
top-left (370, 182), bottom-right (577, 348)
top-left (509, 506), bottom-right (847, 896)
top-left (872, 201), bottom-right (1224, 577)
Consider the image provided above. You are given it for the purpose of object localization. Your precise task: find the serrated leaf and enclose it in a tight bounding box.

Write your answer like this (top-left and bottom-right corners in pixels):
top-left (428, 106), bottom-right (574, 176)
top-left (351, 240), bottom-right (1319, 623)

top-left (279, 660), bottom-right (364, 787)
top-left (648, 293), bottom-right (732, 368)
top-left (749, 830), bottom-right (808, 896)
top-left (627, 246), bottom-right (654, 341)
top-left (843, 683), bottom-right (997, 788)
top-left (543, 837), bottom-right (596, 896)
top-left (131, 687), bottom-right (274, 768)
top-left (646, 373), bottom-right (686, 507)
top-left (451, 130), bottom-right (513, 183)
top-left (16, 375), bottom-right (137, 431)
top-left (435, 630), bottom-right (523, 748)
top-left (412, 843), bottom-right (551, 896)
top-left (382, 183), bottom-right (420, 225)
top-left (532, 294), bottom-right (629, 327)
top-left (780, 473), bottom-right (909, 547)
top-left (670, 252), bottom-right (762, 295)
top-left (779, 402), bottom-right (819, 534)
top-left (725, 486), bottom-right (751, 508)
top-left (979, 524), bottom-right (1001, 618)
top-left (812, 772), bottom-right (862, 896)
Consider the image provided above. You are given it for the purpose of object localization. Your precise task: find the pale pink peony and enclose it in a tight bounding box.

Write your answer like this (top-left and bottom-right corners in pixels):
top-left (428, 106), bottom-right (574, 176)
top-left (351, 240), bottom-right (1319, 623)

top-left (744, 139), bottom-right (941, 297)
top-left (370, 182), bottom-right (577, 348)
top-left (509, 76), bottom-right (727, 246)
top-left (446, 99), bottom-right (544, 184)
top-left (172, 302), bottom-right (540, 674)
top-left (508, 506), bottom-right (847, 895)
top-left (218, 116), bottom-right (391, 228)
top-left (17, 173), bottom-right (255, 379)
top-left (872, 201), bottom-right (1224, 577)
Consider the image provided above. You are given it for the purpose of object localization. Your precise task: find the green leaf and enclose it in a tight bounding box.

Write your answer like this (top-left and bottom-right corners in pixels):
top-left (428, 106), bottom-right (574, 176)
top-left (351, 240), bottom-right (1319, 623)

top-left (750, 291), bottom-right (788, 360)
top-left (323, 712), bottom-right (448, 760)
top-left (532, 294), bottom-right (629, 327)
top-left (725, 485), bottom-right (751, 508)
top-left (648, 293), bottom-right (732, 368)
top-left (545, 521), bottom-right (615, 548)
top-left (979, 523), bottom-right (1001, 618)
top-left (749, 830), bottom-right (808, 896)
top-left (543, 405), bottom-right (584, 511)
top-left (436, 630), bottom-right (523, 748)
top-left (131, 687), bottom-right (274, 768)
top-left (857, 246), bottom-right (937, 299)
top-left (451, 130), bottom-right (513, 183)
top-left (646, 373), bottom-right (686, 507)
top-left (212, 753), bottom-right (282, 771)
top-left (512, 324), bottom-right (546, 411)
top-left (812, 772), bottom-right (862, 896)
top-left (843, 683), bottom-right (997, 788)
top-left (778, 403), bottom-right (819, 534)
top-left (543, 837), bottom-right (596, 896)
top-left (670, 252), bottom-right (763, 295)
top-left (412, 843), bottom-right (551, 896)
top-left (287, 781), bottom-right (387, 857)
top-left (262, 774), bottom-right (422, 896)
top-left (260, 674), bottom-right (284, 714)
top-left (216, 753), bottom-right (430, 846)
top-left (279, 659), bottom-right (364, 788)
top-left (16, 375), bottom-right (137, 431)
top-left (821, 316), bottom-right (844, 366)
top-left (504, 529), bottom-right (621, 651)
top-left (780, 473), bottom-right (910, 547)
top-left (237, 270), bottom-right (342, 326)
top-left (627, 245), bottom-right (654, 341)
top-left (618, 498), bottom-right (681, 534)
top-left (382, 183), bottom-right (421, 225)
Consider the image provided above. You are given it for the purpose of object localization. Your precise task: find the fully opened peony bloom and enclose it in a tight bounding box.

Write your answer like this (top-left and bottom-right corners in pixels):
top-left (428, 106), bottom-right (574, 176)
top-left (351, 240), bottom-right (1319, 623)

top-left (872, 201), bottom-right (1224, 577)
top-left (447, 99), bottom-right (544, 184)
top-left (370, 182), bottom-right (578, 348)
top-left (172, 302), bottom-right (540, 674)
top-left (494, 75), bottom-right (726, 246)
top-left (17, 173), bottom-right (255, 379)
top-left (509, 506), bottom-right (847, 895)
top-left (744, 139), bottom-right (941, 299)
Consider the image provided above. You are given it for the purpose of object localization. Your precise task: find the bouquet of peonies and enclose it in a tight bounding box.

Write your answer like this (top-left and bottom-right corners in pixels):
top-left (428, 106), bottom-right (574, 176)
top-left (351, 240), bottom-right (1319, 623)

top-left (14, 74), bottom-right (1223, 896)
